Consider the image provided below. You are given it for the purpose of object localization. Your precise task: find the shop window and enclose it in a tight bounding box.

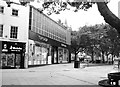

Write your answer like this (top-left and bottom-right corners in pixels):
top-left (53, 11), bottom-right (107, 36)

top-left (0, 24), bottom-right (3, 37)
top-left (36, 28), bottom-right (39, 33)
top-left (44, 32), bottom-right (47, 36)
top-left (56, 36), bottom-right (57, 40)
top-left (0, 6), bottom-right (4, 13)
top-left (42, 30), bottom-right (44, 35)
top-left (12, 9), bottom-right (18, 16)
top-left (53, 35), bottom-right (55, 39)
top-left (46, 32), bottom-right (48, 37)
top-left (50, 34), bottom-right (52, 38)
top-left (51, 35), bottom-right (54, 39)
top-left (39, 29), bottom-right (42, 34)
top-left (10, 26), bottom-right (18, 39)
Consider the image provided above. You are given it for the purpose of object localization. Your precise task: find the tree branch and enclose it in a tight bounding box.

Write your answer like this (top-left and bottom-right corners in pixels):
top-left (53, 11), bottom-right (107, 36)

top-left (97, 2), bottom-right (120, 34)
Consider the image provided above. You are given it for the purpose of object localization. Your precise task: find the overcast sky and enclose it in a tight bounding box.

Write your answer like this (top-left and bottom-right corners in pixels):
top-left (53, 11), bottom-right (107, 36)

top-left (49, 0), bottom-right (120, 31)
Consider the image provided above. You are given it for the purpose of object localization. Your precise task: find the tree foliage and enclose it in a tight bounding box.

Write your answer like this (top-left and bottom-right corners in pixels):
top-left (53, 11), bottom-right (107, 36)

top-left (42, 1), bottom-right (95, 15)
top-left (72, 24), bottom-right (120, 63)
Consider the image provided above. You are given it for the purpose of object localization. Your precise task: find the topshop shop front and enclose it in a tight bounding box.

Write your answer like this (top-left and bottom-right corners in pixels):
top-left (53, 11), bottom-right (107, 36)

top-left (28, 31), bottom-right (71, 67)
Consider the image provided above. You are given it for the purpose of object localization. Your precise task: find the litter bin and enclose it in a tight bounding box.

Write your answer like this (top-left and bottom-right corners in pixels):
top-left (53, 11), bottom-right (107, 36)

top-left (74, 61), bottom-right (80, 68)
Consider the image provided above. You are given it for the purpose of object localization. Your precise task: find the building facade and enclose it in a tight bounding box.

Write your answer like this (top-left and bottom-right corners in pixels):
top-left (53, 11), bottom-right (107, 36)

top-left (0, 0), bottom-right (71, 69)
top-left (0, 0), bottom-right (29, 68)
top-left (27, 6), bottom-right (71, 67)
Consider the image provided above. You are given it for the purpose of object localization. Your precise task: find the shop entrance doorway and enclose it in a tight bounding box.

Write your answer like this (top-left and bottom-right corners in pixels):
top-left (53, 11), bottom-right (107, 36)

top-left (15, 54), bottom-right (21, 67)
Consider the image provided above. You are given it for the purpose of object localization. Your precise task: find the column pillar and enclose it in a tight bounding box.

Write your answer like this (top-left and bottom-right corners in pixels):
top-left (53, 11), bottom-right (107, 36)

top-left (68, 46), bottom-right (71, 63)
top-left (56, 47), bottom-right (59, 64)
top-left (51, 46), bottom-right (54, 64)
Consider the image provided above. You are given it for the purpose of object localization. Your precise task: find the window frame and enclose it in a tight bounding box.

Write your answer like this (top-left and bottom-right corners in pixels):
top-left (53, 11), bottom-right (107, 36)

top-left (12, 9), bottom-right (18, 16)
top-left (0, 24), bottom-right (3, 37)
top-left (0, 6), bottom-right (4, 13)
top-left (10, 26), bottom-right (18, 39)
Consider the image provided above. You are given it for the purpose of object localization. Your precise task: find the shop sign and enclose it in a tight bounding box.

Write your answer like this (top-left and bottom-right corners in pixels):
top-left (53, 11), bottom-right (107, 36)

top-left (38, 35), bottom-right (48, 42)
top-left (10, 46), bottom-right (22, 52)
top-left (61, 44), bottom-right (67, 47)
top-left (2, 42), bottom-right (23, 52)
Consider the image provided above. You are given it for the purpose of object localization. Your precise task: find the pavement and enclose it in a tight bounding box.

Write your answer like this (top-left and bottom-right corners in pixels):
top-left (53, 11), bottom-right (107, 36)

top-left (1, 62), bottom-right (120, 87)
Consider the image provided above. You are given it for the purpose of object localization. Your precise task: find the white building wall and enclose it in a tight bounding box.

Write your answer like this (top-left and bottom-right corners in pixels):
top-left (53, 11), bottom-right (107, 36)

top-left (0, 0), bottom-right (29, 45)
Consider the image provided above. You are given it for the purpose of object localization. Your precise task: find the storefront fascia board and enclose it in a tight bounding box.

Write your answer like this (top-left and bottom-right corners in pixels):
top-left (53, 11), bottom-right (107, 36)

top-left (2, 41), bottom-right (25, 53)
top-left (29, 31), bottom-right (48, 43)
top-left (29, 30), bottom-right (69, 49)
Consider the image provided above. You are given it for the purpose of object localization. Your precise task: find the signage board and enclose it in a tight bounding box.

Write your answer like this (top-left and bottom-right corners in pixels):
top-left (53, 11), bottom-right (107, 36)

top-left (2, 41), bottom-right (25, 53)
top-left (29, 30), bottom-right (69, 48)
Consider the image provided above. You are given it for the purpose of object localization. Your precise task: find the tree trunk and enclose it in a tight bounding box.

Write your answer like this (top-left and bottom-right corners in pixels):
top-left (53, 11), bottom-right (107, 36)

top-left (111, 53), bottom-right (114, 64)
top-left (106, 53), bottom-right (109, 63)
top-left (91, 50), bottom-right (94, 63)
top-left (102, 51), bottom-right (105, 63)
top-left (97, 2), bottom-right (120, 34)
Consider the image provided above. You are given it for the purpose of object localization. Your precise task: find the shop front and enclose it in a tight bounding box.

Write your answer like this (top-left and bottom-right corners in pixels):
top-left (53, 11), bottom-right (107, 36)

top-left (28, 40), bottom-right (50, 66)
top-left (58, 47), bottom-right (69, 63)
top-left (1, 41), bottom-right (26, 69)
top-left (28, 31), bottom-right (70, 66)
top-left (28, 31), bottom-right (51, 66)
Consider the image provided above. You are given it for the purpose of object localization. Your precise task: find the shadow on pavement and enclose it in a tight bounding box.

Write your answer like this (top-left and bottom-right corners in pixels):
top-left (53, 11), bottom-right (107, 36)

top-left (81, 63), bottom-right (113, 67)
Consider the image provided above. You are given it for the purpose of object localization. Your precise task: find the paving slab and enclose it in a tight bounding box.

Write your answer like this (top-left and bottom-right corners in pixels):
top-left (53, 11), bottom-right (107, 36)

top-left (1, 63), bottom-right (120, 86)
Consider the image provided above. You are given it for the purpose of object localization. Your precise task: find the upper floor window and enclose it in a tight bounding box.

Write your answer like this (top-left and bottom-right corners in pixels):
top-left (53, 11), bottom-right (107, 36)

top-left (0, 6), bottom-right (4, 13)
top-left (12, 9), bottom-right (18, 16)
top-left (0, 24), bottom-right (3, 37)
top-left (10, 26), bottom-right (18, 39)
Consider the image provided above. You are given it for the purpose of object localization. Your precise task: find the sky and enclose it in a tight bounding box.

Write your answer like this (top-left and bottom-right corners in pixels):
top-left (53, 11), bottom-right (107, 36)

top-left (49, 0), bottom-right (120, 31)
top-left (11, 0), bottom-right (120, 31)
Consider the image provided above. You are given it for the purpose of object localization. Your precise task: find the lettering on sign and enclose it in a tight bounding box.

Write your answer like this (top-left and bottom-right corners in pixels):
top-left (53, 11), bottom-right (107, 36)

top-left (38, 35), bottom-right (48, 42)
top-left (61, 44), bottom-right (67, 47)
top-left (10, 46), bottom-right (22, 52)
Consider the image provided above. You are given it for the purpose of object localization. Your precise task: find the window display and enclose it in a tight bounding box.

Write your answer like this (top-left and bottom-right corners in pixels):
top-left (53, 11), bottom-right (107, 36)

top-left (1, 53), bottom-right (15, 67)
top-left (7, 54), bottom-right (15, 67)
top-left (28, 41), bottom-right (49, 65)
